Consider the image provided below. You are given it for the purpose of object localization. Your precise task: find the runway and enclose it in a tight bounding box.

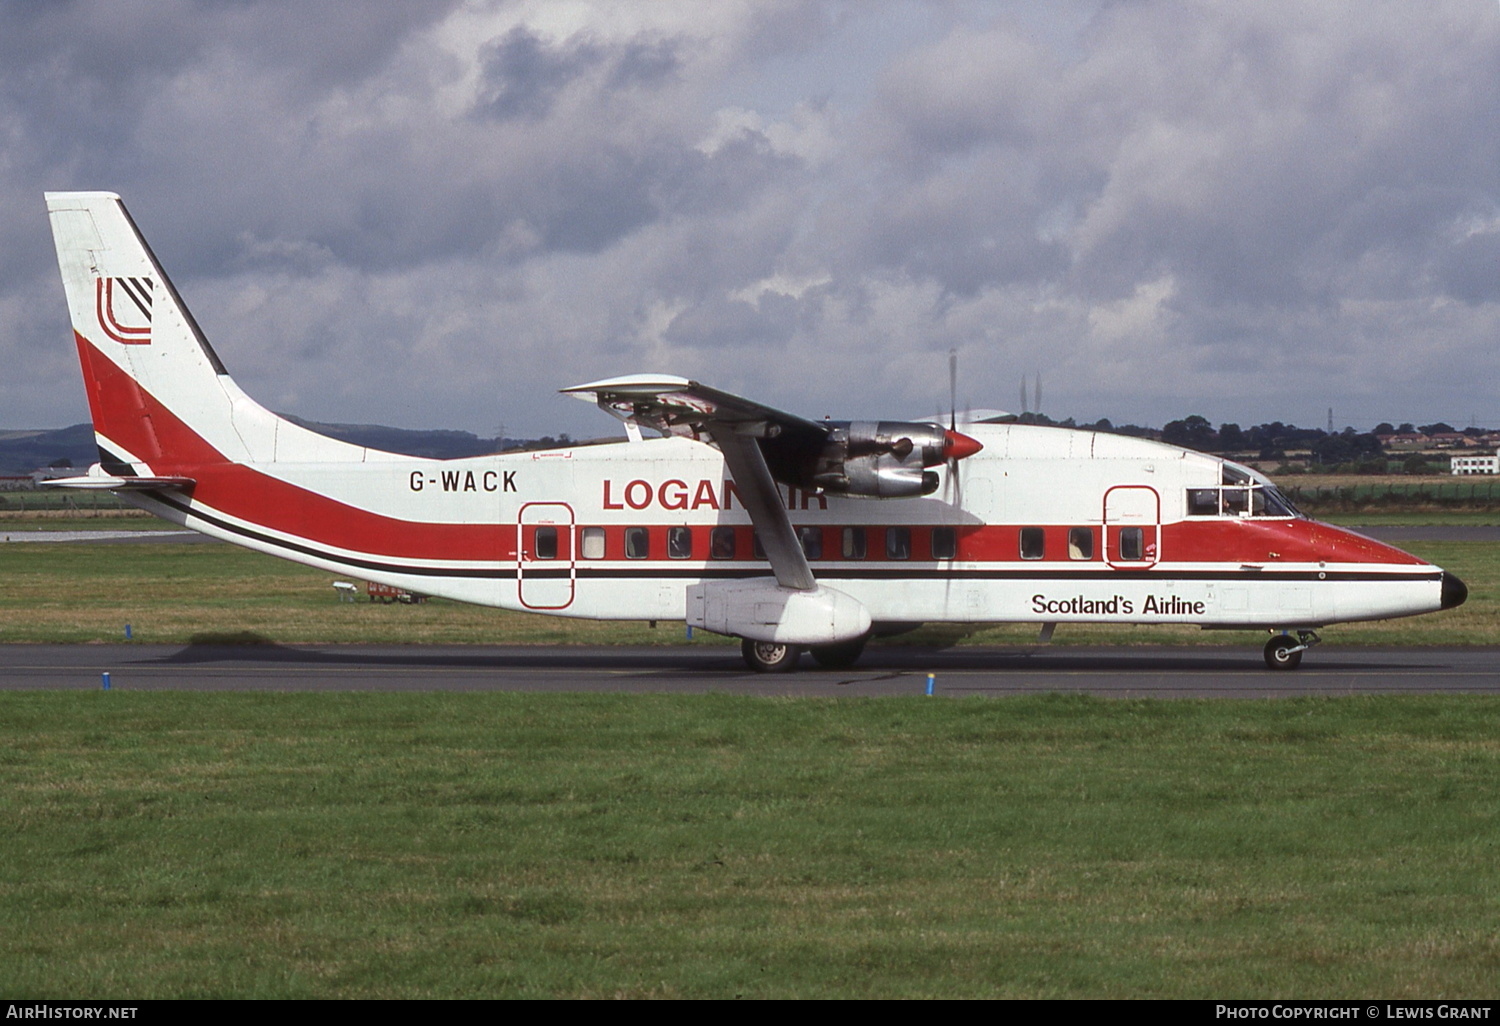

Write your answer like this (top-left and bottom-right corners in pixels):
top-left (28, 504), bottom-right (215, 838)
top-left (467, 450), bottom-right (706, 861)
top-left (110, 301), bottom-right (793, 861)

top-left (1, 643), bottom-right (1498, 698)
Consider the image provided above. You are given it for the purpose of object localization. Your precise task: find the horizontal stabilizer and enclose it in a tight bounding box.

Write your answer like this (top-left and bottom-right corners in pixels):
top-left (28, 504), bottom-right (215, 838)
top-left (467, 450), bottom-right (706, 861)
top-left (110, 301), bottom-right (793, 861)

top-left (42, 464), bottom-right (195, 491)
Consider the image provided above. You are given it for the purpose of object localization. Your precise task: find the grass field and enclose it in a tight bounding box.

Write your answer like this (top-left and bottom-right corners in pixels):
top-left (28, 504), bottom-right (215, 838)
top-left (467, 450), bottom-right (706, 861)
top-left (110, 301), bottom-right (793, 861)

top-left (2, 525), bottom-right (1498, 998)
top-left (0, 536), bottom-right (1492, 647)
top-left (2, 692), bottom-right (1499, 998)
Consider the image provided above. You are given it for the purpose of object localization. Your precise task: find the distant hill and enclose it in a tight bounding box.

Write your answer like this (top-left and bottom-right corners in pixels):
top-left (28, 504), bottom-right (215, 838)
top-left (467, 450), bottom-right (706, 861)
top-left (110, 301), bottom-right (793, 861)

top-left (0, 419), bottom-right (559, 476)
top-left (0, 424), bottom-right (97, 476)
top-left (279, 415), bottom-right (507, 460)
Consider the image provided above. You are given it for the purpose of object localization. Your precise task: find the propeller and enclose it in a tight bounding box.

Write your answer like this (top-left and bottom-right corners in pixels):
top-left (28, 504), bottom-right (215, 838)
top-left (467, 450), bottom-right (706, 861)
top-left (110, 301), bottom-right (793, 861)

top-left (942, 348), bottom-right (982, 503)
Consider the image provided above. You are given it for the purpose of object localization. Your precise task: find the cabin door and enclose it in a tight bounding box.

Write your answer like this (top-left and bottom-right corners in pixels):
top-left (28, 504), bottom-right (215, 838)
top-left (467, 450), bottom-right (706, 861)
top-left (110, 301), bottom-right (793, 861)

top-left (517, 502), bottom-right (575, 610)
top-left (1103, 485), bottom-right (1160, 569)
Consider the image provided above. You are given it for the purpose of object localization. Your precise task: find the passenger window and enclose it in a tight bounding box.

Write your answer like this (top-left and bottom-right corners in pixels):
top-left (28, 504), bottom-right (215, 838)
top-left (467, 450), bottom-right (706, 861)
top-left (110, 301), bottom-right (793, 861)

top-left (886, 527), bottom-right (911, 560)
top-left (1187, 489), bottom-right (1219, 516)
top-left (1222, 488), bottom-right (1248, 516)
top-left (842, 527), bottom-right (866, 559)
top-left (580, 526), bottom-right (605, 560)
top-left (667, 526), bottom-right (692, 559)
top-left (1068, 527), bottom-right (1093, 560)
top-left (931, 527), bottom-right (957, 560)
top-left (1020, 527), bottom-right (1045, 560)
top-left (798, 527), bottom-right (822, 560)
top-left (710, 526), bottom-right (736, 560)
top-left (625, 527), bottom-right (649, 559)
top-left (1119, 527), bottom-right (1143, 561)
top-left (534, 527), bottom-right (558, 560)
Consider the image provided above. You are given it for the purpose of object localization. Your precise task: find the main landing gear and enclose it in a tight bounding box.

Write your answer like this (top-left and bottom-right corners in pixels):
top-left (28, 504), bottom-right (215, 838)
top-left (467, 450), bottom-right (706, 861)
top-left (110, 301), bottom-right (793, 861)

top-left (740, 636), bottom-right (870, 673)
top-left (741, 639), bottom-right (801, 673)
top-left (1264, 630), bottom-right (1321, 671)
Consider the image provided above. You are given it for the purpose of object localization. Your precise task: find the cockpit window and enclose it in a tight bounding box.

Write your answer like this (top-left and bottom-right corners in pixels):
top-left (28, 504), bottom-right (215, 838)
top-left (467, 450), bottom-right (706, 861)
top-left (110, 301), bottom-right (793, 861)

top-left (1187, 489), bottom-right (1218, 516)
top-left (1187, 462), bottom-right (1302, 519)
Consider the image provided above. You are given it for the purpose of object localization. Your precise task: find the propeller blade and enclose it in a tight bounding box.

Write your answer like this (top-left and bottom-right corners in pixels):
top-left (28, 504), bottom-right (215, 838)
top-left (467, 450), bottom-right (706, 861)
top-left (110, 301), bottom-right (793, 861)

top-left (948, 348), bottom-right (958, 432)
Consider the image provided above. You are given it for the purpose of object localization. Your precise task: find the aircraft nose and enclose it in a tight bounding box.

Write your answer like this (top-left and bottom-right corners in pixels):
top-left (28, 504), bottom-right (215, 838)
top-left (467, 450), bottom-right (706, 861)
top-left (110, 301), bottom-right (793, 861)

top-left (1441, 572), bottom-right (1468, 610)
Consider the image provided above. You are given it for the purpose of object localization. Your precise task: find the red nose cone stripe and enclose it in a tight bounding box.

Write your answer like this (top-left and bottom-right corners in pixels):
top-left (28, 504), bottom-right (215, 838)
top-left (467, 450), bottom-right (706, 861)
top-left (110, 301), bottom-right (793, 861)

top-left (944, 429), bottom-right (984, 460)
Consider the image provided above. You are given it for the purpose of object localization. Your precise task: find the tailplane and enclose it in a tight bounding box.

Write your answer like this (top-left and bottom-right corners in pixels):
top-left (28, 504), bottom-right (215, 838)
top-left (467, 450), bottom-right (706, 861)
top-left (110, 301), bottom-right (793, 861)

top-left (45, 192), bottom-right (361, 475)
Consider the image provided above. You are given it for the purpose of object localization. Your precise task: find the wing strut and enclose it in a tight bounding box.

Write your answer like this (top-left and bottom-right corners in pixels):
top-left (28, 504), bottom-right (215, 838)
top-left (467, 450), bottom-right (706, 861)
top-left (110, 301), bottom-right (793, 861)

top-left (716, 431), bottom-right (816, 591)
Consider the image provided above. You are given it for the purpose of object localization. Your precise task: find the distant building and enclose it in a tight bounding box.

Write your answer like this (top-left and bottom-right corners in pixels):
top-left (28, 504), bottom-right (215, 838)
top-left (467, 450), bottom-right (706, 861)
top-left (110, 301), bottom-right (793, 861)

top-left (1378, 433), bottom-right (1430, 448)
top-left (1430, 432), bottom-right (1472, 448)
top-left (1451, 454), bottom-right (1499, 475)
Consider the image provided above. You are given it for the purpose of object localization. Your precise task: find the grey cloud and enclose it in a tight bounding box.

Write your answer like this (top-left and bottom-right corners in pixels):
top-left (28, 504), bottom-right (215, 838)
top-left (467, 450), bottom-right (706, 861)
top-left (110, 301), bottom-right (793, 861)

top-left (5, 1), bottom-right (1500, 436)
top-left (477, 27), bottom-right (681, 122)
top-left (665, 296), bottom-right (792, 350)
top-left (478, 27), bottom-right (605, 121)
top-left (1434, 225), bottom-right (1500, 305)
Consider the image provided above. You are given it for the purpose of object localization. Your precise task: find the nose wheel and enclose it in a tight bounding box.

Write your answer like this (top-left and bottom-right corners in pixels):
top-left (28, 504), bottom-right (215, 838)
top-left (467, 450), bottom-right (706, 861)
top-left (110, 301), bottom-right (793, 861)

top-left (1264, 630), bottom-right (1321, 671)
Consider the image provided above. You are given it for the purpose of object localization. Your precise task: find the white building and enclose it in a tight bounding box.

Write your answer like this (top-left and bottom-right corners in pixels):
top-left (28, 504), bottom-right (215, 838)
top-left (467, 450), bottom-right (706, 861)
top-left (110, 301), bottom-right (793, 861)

top-left (1451, 453), bottom-right (1499, 475)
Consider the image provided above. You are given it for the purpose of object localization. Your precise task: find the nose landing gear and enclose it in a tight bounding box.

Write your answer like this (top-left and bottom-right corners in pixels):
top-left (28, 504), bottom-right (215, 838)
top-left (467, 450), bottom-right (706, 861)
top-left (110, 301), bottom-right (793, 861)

top-left (1264, 630), bottom-right (1321, 671)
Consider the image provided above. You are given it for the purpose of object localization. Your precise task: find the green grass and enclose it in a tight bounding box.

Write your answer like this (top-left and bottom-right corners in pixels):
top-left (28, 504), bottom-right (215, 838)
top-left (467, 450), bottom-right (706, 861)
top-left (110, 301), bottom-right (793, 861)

top-left (1, 692), bottom-right (1498, 998)
top-left (0, 541), bottom-right (688, 646)
top-left (0, 536), bottom-right (1494, 647)
top-left (1324, 511), bottom-right (1500, 526)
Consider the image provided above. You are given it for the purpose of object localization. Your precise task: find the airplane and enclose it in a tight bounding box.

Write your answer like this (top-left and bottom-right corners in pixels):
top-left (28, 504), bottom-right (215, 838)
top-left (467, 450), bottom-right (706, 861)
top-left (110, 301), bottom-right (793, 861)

top-left (41, 191), bottom-right (1467, 673)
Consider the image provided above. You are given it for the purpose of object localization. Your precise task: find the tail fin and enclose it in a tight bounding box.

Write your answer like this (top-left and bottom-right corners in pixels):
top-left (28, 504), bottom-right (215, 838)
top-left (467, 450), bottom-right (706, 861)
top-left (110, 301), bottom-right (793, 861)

top-left (45, 192), bottom-right (360, 473)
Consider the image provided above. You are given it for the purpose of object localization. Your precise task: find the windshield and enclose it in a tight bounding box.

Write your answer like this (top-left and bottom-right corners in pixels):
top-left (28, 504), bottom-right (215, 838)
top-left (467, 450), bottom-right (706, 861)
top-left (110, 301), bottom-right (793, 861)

top-left (1185, 461), bottom-right (1304, 519)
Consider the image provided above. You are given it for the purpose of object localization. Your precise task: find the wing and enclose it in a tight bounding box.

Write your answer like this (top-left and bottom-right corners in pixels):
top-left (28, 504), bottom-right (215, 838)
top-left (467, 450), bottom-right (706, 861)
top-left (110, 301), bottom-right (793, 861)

top-left (563, 375), bottom-right (823, 590)
top-left (561, 374), bottom-right (828, 441)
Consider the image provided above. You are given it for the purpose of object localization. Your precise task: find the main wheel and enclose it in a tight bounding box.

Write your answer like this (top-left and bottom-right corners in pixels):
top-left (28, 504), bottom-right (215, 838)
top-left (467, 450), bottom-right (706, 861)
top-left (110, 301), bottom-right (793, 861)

top-left (1263, 636), bottom-right (1303, 671)
top-left (742, 638), bottom-right (801, 673)
top-left (809, 637), bottom-right (867, 669)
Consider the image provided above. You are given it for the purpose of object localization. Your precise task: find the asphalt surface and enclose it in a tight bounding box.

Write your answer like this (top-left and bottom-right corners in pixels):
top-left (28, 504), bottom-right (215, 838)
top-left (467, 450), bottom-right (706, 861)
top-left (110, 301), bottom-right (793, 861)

top-left (2, 643), bottom-right (1498, 697)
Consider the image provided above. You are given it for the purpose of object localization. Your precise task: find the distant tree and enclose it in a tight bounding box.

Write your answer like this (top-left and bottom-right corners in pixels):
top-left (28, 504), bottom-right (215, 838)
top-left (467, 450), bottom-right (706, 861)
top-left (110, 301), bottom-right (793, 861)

top-left (1373, 422), bottom-right (1395, 435)
top-left (1398, 423), bottom-right (1416, 434)
top-left (48, 457), bottom-right (72, 468)
top-left (1312, 432), bottom-right (1381, 465)
top-left (1162, 415), bottom-right (1216, 452)
top-left (1403, 455), bottom-right (1435, 475)
top-left (1218, 423), bottom-right (1245, 451)
top-left (1418, 422), bottom-right (1455, 435)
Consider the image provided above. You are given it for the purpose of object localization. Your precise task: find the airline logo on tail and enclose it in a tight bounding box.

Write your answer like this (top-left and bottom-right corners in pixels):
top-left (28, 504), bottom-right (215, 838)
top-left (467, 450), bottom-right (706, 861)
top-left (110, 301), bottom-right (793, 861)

top-left (95, 275), bottom-right (153, 344)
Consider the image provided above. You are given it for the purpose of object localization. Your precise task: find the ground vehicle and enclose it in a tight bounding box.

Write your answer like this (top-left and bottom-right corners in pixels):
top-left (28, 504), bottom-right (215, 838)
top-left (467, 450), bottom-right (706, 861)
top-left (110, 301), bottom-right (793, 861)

top-left (44, 192), bottom-right (1466, 671)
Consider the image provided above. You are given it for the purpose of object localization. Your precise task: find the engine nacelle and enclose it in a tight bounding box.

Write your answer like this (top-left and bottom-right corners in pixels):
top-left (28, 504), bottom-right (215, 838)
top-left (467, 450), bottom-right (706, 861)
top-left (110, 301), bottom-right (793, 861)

top-left (686, 579), bottom-right (872, 644)
top-left (808, 420), bottom-right (947, 497)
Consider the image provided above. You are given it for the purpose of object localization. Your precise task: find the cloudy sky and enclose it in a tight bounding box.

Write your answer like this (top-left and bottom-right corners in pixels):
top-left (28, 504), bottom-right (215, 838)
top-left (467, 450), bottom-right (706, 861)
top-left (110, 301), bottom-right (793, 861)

top-left (4, 0), bottom-right (1498, 438)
